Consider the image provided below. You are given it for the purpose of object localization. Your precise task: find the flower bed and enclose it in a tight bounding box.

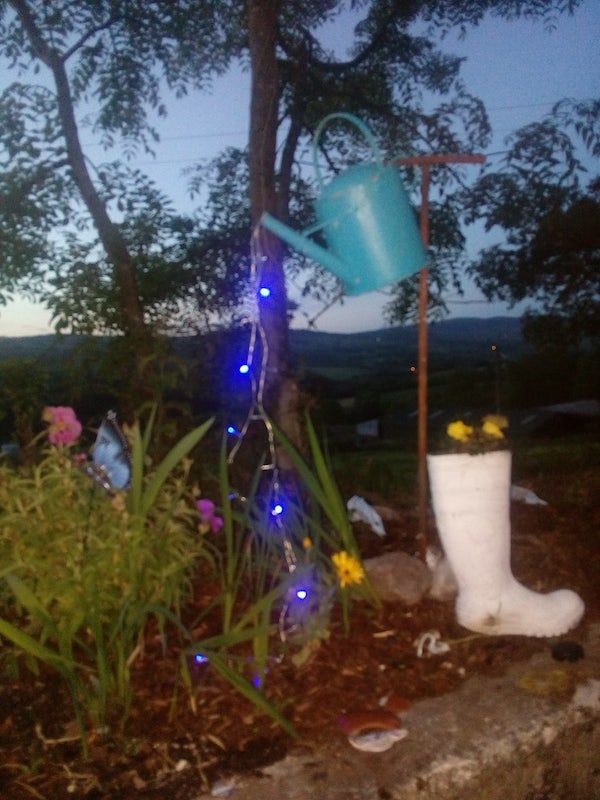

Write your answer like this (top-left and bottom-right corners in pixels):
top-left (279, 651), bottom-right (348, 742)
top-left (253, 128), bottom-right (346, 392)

top-left (0, 412), bottom-right (598, 798)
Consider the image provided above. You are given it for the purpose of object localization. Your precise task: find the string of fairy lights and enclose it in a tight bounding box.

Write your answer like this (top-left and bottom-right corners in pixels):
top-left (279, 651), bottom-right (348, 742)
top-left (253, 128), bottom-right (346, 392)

top-left (193, 234), bottom-right (309, 665)
top-left (226, 223), bottom-right (299, 597)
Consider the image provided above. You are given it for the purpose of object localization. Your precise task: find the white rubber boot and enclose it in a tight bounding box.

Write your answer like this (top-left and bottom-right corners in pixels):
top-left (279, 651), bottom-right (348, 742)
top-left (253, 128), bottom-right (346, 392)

top-left (427, 451), bottom-right (584, 637)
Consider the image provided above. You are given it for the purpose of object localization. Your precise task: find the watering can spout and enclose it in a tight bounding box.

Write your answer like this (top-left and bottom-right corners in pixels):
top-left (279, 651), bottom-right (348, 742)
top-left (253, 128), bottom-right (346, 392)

top-left (261, 212), bottom-right (348, 279)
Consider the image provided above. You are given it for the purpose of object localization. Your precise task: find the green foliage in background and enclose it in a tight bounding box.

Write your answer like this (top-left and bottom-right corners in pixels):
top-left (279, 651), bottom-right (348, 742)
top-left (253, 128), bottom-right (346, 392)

top-left (0, 358), bottom-right (49, 445)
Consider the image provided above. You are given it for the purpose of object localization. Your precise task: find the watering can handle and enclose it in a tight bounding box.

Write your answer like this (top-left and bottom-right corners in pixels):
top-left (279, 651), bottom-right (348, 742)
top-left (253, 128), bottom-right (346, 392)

top-left (312, 113), bottom-right (385, 190)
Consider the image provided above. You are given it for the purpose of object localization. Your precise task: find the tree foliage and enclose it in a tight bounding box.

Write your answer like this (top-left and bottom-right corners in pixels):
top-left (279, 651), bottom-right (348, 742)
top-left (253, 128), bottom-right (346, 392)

top-left (0, 0), bottom-right (241, 334)
top-left (465, 98), bottom-right (600, 347)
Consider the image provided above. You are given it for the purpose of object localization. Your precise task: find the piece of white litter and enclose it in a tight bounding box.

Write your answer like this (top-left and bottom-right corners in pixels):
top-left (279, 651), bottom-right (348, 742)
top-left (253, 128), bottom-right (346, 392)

top-left (348, 728), bottom-right (408, 752)
top-left (425, 546), bottom-right (443, 570)
top-left (211, 776), bottom-right (237, 797)
top-left (511, 485), bottom-right (548, 506)
top-left (347, 495), bottom-right (386, 537)
top-left (414, 630), bottom-right (451, 658)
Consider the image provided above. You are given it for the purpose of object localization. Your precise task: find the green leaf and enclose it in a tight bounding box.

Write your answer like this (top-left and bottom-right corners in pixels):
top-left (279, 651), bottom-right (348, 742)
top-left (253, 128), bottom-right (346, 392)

top-left (4, 574), bottom-right (55, 631)
top-left (274, 416), bottom-right (357, 553)
top-left (199, 649), bottom-right (297, 738)
top-left (139, 417), bottom-right (214, 516)
top-left (0, 615), bottom-right (75, 674)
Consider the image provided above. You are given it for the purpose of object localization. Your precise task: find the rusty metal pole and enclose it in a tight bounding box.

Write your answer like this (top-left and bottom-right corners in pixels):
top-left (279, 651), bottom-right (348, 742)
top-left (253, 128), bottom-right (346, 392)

top-left (392, 154), bottom-right (485, 558)
top-left (416, 165), bottom-right (431, 560)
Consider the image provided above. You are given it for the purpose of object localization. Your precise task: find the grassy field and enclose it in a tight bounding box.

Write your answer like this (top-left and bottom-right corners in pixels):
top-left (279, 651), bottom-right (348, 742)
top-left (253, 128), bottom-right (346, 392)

top-left (331, 446), bottom-right (419, 499)
top-left (329, 435), bottom-right (600, 503)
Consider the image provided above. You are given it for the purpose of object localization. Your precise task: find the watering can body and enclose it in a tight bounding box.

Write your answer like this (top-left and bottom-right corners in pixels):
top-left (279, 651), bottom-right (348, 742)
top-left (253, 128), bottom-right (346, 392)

top-left (261, 113), bottom-right (427, 295)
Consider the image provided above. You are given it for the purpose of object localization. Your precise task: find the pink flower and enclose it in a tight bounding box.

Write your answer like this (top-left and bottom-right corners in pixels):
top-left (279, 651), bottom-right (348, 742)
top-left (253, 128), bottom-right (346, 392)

top-left (196, 498), bottom-right (224, 533)
top-left (42, 406), bottom-right (82, 446)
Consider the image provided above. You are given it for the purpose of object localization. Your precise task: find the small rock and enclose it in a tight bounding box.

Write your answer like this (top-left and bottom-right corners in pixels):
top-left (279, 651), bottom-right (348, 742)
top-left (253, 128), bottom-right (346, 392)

top-left (572, 679), bottom-right (600, 709)
top-left (551, 640), bottom-right (584, 662)
top-left (379, 693), bottom-right (412, 713)
top-left (428, 554), bottom-right (458, 601)
top-left (518, 668), bottom-right (574, 696)
top-left (338, 709), bottom-right (402, 735)
top-left (363, 551), bottom-right (432, 605)
top-left (132, 774), bottom-right (147, 790)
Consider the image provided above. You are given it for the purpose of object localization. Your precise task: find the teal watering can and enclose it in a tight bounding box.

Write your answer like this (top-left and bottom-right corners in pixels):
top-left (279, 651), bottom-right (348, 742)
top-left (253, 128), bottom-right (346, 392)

top-left (261, 113), bottom-right (427, 295)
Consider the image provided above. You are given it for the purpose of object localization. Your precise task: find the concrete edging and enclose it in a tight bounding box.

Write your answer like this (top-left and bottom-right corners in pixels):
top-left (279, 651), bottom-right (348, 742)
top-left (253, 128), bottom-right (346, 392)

top-left (199, 623), bottom-right (600, 800)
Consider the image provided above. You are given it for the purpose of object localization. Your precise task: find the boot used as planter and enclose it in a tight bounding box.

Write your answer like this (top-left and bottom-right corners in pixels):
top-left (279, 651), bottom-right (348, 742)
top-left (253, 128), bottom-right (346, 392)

top-left (427, 450), bottom-right (584, 637)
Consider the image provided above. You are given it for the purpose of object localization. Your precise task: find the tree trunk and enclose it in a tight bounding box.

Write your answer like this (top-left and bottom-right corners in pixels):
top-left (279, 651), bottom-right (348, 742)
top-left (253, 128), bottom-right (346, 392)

top-left (53, 58), bottom-right (146, 337)
top-left (247, 0), bottom-right (304, 451)
top-left (9, 0), bottom-right (146, 339)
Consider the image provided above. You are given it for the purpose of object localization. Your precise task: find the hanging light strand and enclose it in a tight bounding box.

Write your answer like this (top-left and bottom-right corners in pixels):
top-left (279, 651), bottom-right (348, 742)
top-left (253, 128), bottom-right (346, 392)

top-left (227, 224), bottom-right (297, 575)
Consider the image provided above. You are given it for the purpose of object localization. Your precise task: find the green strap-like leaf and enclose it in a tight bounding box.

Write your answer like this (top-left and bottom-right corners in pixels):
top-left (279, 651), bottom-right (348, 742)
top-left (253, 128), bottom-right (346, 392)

top-left (140, 417), bottom-right (214, 515)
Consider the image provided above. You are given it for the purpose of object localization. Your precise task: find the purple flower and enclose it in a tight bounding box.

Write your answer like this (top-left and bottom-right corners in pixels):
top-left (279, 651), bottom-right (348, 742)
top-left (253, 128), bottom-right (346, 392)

top-left (196, 498), bottom-right (223, 533)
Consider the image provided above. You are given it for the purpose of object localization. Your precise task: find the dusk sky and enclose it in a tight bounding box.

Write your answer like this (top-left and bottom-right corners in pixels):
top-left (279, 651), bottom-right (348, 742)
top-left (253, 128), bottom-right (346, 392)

top-left (1, 0), bottom-right (598, 336)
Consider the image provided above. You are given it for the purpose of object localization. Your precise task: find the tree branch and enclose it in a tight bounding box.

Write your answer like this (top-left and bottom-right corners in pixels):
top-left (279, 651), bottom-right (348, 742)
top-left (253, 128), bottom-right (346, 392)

top-left (8, 0), bottom-right (56, 66)
top-left (278, 0), bottom-right (419, 75)
top-left (62, 12), bottom-right (121, 62)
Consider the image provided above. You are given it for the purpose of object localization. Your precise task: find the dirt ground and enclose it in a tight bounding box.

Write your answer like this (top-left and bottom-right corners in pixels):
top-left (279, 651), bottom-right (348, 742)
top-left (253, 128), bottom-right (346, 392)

top-left (1, 459), bottom-right (598, 800)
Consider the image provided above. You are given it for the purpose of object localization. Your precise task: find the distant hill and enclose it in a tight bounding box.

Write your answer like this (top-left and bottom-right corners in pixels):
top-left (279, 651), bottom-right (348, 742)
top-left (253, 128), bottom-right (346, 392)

top-left (289, 317), bottom-right (526, 382)
top-left (291, 316), bottom-right (524, 355)
top-left (2, 317), bottom-right (595, 438)
top-left (293, 315), bottom-right (524, 350)
top-left (0, 316), bottom-right (526, 370)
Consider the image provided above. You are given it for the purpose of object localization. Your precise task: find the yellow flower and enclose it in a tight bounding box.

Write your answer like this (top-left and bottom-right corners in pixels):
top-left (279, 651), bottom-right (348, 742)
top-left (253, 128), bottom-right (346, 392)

top-left (482, 414), bottom-right (509, 430)
top-left (447, 420), bottom-right (474, 442)
top-left (302, 537), bottom-right (313, 550)
top-left (443, 414), bottom-right (509, 453)
top-left (482, 419), bottom-right (505, 439)
top-left (332, 550), bottom-right (365, 589)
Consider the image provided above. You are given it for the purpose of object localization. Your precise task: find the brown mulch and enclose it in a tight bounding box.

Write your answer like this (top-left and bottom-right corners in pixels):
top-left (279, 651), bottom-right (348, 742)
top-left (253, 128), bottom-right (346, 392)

top-left (1, 465), bottom-right (598, 800)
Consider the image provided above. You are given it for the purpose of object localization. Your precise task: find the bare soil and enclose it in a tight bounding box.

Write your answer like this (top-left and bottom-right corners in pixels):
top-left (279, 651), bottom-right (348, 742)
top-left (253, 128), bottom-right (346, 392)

top-left (1, 460), bottom-right (598, 800)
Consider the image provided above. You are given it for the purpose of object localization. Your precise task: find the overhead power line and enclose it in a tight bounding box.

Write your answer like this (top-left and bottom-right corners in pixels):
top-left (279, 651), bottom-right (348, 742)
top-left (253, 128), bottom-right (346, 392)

top-left (79, 97), bottom-right (593, 151)
top-left (80, 129), bottom-right (247, 149)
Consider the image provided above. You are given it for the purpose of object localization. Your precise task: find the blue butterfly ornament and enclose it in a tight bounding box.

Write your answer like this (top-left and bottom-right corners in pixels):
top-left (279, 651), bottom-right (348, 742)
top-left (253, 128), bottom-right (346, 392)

top-left (82, 411), bottom-right (131, 492)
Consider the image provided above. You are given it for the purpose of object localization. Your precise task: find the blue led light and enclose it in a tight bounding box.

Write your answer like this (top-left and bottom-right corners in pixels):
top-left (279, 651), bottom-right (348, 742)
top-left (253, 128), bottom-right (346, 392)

top-left (296, 588), bottom-right (308, 601)
top-left (194, 653), bottom-right (209, 664)
top-left (258, 286), bottom-right (271, 298)
top-left (227, 425), bottom-right (239, 435)
top-left (271, 503), bottom-right (283, 516)
top-left (239, 364), bottom-right (250, 374)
